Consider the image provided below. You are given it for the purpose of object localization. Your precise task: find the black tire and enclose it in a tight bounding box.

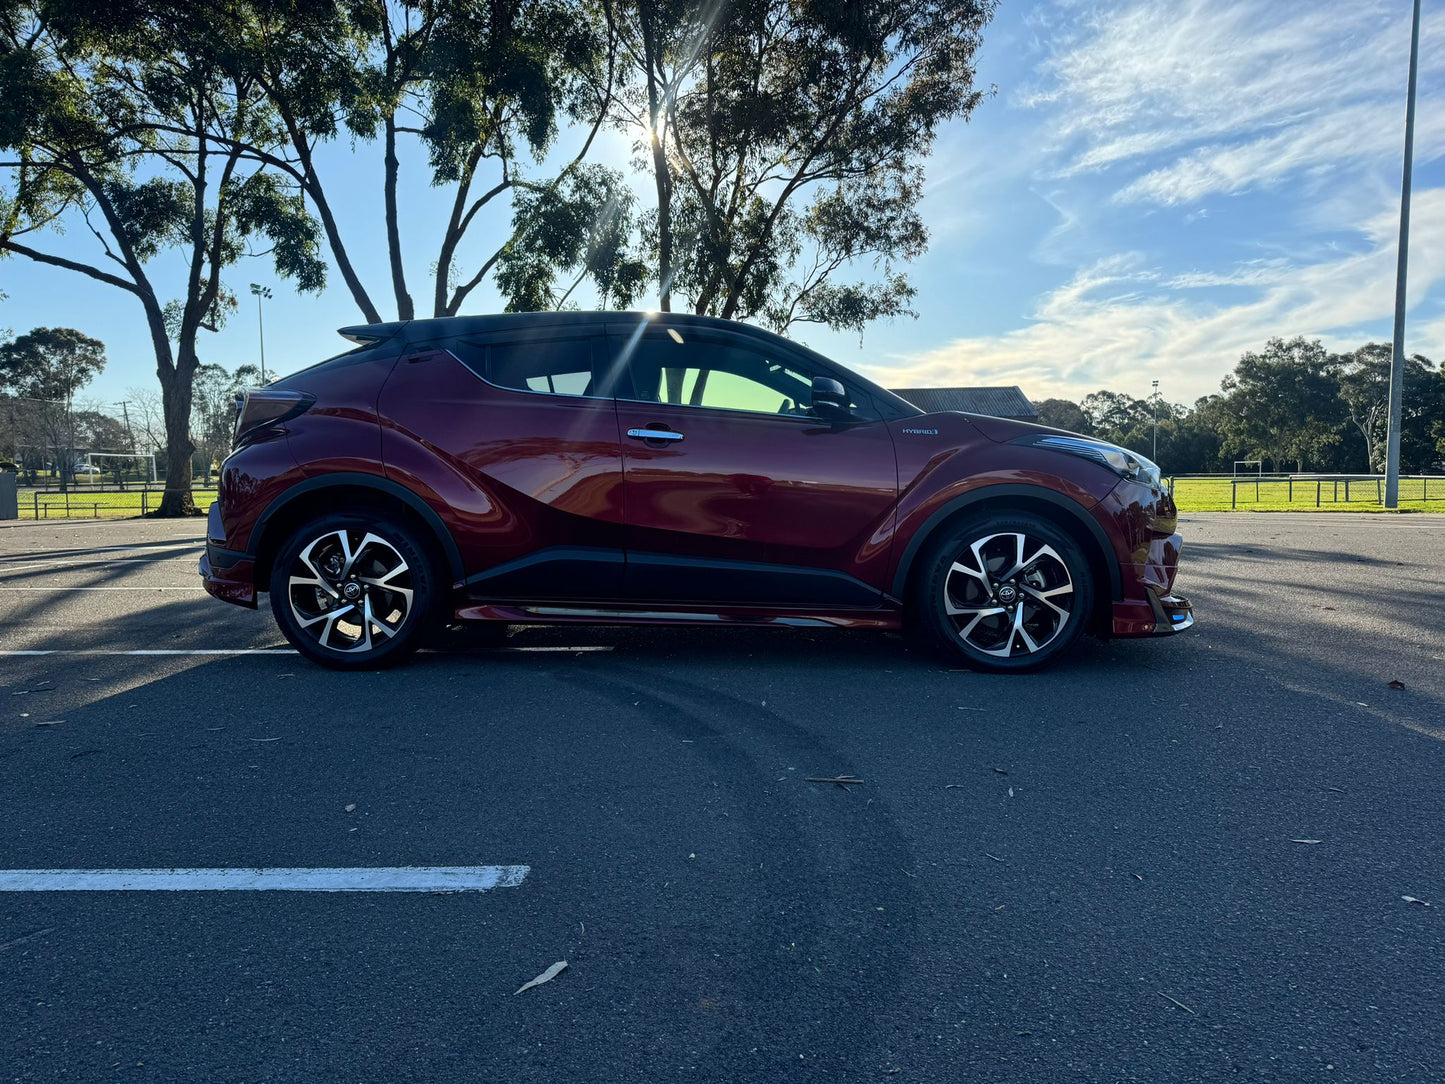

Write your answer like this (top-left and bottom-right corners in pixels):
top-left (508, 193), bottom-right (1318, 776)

top-left (269, 512), bottom-right (441, 670)
top-left (914, 512), bottom-right (1094, 673)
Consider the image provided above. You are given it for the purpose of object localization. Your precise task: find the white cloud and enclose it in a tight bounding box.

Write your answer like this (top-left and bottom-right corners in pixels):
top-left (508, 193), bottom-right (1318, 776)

top-left (1025, 0), bottom-right (1445, 205)
top-left (865, 187), bottom-right (1445, 404)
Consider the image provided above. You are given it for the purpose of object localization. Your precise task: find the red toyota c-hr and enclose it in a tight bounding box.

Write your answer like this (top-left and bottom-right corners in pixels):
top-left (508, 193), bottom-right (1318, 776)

top-left (200, 312), bottom-right (1192, 670)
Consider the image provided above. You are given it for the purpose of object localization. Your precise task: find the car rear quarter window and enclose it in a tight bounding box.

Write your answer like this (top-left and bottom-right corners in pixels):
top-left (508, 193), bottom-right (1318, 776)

top-left (444, 336), bottom-right (598, 397)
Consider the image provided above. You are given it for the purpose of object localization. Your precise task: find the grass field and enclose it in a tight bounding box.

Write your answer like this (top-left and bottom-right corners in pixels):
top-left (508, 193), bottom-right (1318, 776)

top-left (18, 489), bottom-right (218, 520)
top-left (1169, 476), bottom-right (1445, 512)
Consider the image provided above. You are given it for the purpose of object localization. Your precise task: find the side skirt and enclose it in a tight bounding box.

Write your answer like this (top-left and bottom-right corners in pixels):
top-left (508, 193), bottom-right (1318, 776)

top-left (453, 602), bottom-right (901, 631)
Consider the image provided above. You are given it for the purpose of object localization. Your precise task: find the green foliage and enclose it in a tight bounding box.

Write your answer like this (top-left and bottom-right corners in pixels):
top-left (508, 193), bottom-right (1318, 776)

top-left (498, 163), bottom-right (647, 310)
top-left (1052, 340), bottom-right (1445, 476)
top-left (614, 0), bottom-right (996, 333)
top-left (1034, 398), bottom-right (1089, 434)
top-left (0, 326), bottom-right (106, 401)
top-left (1218, 338), bottom-right (1347, 472)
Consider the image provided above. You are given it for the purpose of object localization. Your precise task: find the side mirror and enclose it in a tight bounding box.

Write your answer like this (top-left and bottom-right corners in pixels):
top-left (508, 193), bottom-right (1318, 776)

top-left (810, 376), bottom-right (852, 424)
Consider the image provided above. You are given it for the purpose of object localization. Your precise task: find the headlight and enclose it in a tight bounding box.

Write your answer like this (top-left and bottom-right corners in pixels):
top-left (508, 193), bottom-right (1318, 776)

top-left (1022, 434), bottom-right (1162, 487)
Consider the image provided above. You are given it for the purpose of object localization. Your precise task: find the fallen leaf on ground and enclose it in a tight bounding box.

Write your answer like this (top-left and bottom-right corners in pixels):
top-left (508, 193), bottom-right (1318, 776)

top-left (1159, 992), bottom-right (1195, 1014)
top-left (1402, 896), bottom-right (1431, 907)
top-left (247, 737), bottom-right (281, 742)
top-left (1388, 680), bottom-right (1406, 690)
top-left (983, 852), bottom-right (1003, 863)
top-left (344, 804), bottom-right (356, 813)
top-left (34, 720), bottom-right (63, 727)
top-left (805, 776), bottom-right (864, 785)
top-left (514, 961), bottom-right (567, 995)
top-left (1290, 839), bottom-right (1323, 845)
top-left (993, 767), bottom-right (1008, 775)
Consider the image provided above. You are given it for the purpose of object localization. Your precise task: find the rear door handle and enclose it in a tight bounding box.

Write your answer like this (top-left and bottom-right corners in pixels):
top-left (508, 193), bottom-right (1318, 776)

top-left (626, 427), bottom-right (684, 443)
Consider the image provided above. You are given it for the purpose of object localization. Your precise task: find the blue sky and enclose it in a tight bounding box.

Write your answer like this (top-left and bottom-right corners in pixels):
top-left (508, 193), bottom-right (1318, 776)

top-left (2, 0), bottom-right (1442, 412)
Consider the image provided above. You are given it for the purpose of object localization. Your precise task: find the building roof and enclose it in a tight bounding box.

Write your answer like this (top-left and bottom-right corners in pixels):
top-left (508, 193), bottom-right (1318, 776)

top-left (889, 386), bottom-right (1039, 419)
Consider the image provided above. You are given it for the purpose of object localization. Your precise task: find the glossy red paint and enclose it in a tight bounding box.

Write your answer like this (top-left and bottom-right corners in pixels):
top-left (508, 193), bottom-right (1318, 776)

top-left (200, 311), bottom-right (1193, 656)
top-left (379, 349), bottom-right (627, 587)
top-left (615, 399), bottom-right (898, 597)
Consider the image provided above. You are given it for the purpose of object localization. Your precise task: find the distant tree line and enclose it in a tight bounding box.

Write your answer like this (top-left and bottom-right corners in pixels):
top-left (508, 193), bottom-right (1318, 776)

top-left (1036, 338), bottom-right (1445, 476)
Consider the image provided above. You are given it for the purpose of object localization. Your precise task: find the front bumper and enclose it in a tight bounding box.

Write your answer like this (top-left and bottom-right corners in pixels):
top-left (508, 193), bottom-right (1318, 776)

top-left (199, 544), bottom-right (258, 609)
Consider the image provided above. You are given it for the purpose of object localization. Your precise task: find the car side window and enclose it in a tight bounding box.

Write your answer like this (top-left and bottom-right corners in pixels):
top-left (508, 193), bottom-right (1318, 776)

top-left (621, 334), bottom-right (876, 420)
top-left (445, 336), bottom-right (598, 397)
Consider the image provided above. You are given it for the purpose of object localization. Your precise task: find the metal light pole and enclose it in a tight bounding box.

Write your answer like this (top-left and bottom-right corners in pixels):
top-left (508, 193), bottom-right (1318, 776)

top-left (249, 283), bottom-right (273, 384)
top-left (1384, 0), bottom-right (1421, 509)
top-left (1151, 379), bottom-right (1159, 462)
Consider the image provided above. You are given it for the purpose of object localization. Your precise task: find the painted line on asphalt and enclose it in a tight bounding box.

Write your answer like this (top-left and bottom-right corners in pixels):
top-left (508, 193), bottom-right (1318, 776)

top-left (0, 646), bottom-right (615, 656)
top-left (0, 541), bottom-right (202, 559)
top-left (0, 866), bottom-right (530, 892)
top-left (0, 586), bottom-right (203, 592)
top-left (0, 557), bottom-right (200, 573)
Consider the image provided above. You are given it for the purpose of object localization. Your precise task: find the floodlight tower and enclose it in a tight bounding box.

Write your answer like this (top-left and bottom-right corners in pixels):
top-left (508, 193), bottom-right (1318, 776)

top-left (1151, 380), bottom-right (1160, 461)
top-left (249, 283), bottom-right (273, 384)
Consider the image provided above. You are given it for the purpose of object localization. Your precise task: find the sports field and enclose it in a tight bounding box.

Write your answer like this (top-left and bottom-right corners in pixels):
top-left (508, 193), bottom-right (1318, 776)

top-left (17, 489), bottom-right (218, 520)
top-left (1168, 476), bottom-right (1445, 512)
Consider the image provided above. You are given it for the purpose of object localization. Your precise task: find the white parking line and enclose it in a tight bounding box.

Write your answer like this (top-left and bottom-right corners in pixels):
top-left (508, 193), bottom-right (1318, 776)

top-left (0, 866), bottom-right (530, 892)
top-left (0, 542), bottom-right (201, 560)
top-left (0, 558), bottom-right (199, 573)
top-left (0, 646), bottom-right (615, 656)
top-left (0, 587), bottom-right (202, 592)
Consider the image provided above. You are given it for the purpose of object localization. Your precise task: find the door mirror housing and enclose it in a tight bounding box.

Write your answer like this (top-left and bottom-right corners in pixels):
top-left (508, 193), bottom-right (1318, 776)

top-left (810, 376), bottom-right (853, 424)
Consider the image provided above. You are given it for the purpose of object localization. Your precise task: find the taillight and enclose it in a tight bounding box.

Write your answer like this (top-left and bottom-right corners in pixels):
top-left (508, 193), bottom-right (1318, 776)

top-left (233, 388), bottom-right (314, 447)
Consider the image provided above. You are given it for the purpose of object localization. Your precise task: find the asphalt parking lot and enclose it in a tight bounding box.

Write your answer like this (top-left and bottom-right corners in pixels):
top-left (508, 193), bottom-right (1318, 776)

top-left (2, 513), bottom-right (1443, 1083)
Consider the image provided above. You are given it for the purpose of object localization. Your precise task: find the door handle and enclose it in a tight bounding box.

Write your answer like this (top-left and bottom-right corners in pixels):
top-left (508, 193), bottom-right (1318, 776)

top-left (626, 427), bottom-right (684, 443)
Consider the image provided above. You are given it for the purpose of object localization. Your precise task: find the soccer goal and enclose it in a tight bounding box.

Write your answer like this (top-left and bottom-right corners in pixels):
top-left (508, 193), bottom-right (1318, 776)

top-left (81, 451), bottom-right (157, 483)
top-left (1232, 459), bottom-right (1263, 478)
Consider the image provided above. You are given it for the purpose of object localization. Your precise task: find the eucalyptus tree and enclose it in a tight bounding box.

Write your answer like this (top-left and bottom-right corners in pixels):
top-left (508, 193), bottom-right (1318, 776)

top-left (607, 0), bottom-right (997, 333)
top-left (201, 0), bottom-right (639, 321)
top-left (0, 0), bottom-right (326, 514)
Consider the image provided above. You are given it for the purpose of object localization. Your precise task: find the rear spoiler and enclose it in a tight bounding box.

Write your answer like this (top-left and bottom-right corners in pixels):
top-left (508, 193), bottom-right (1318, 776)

top-left (338, 321), bottom-right (407, 345)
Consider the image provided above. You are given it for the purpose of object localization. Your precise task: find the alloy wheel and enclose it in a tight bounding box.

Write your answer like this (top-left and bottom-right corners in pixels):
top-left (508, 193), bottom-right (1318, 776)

top-left (943, 531), bottom-right (1076, 659)
top-left (286, 529), bottom-right (415, 653)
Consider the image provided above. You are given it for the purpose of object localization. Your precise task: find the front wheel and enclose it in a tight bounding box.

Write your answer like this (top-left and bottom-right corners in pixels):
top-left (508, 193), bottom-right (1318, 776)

top-left (915, 514), bottom-right (1094, 673)
top-left (269, 514), bottom-right (439, 670)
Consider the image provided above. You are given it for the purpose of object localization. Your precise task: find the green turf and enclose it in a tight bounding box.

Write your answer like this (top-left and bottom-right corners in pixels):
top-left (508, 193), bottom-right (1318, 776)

top-left (18, 489), bottom-right (218, 520)
top-left (1168, 477), bottom-right (1445, 512)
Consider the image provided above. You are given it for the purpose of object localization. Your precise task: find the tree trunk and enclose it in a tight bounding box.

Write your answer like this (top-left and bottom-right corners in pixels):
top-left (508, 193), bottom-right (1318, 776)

top-left (154, 360), bottom-right (198, 516)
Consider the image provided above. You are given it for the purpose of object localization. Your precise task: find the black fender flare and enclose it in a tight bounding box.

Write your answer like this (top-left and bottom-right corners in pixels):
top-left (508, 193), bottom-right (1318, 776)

top-left (249, 472), bottom-right (465, 584)
top-left (890, 483), bottom-right (1122, 601)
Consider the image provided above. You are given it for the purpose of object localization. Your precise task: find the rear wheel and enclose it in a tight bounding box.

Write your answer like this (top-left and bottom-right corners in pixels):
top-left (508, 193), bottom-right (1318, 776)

top-left (915, 513), bottom-right (1093, 673)
top-left (269, 514), bottom-right (439, 670)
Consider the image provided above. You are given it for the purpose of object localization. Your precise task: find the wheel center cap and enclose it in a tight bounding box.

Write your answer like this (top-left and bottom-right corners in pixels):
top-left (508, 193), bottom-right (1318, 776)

top-left (342, 581), bottom-right (363, 601)
top-left (996, 584), bottom-right (1019, 605)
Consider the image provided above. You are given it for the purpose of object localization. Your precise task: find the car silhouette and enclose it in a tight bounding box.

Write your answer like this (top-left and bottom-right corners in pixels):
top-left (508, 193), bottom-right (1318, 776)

top-left (200, 312), bottom-right (1192, 670)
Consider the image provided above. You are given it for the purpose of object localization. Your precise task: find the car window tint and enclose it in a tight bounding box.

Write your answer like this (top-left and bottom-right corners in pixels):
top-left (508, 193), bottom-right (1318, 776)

top-left (623, 335), bottom-right (875, 419)
top-left (442, 337), bottom-right (596, 397)
top-left (486, 339), bottom-right (594, 396)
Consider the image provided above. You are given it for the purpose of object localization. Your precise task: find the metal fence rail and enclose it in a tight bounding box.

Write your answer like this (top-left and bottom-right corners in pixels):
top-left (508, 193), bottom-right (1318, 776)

top-left (1166, 474), bottom-right (1444, 509)
top-left (23, 487), bottom-right (219, 520)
